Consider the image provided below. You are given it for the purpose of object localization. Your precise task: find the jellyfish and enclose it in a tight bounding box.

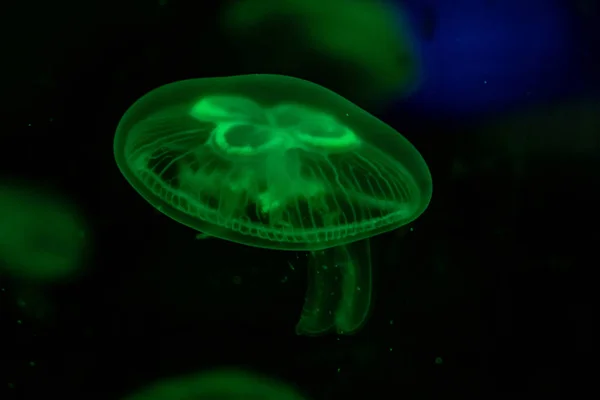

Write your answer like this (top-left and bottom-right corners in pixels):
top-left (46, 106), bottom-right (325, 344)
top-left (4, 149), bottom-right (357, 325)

top-left (220, 0), bottom-right (421, 105)
top-left (0, 181), bottom-right (88, 322)
top-left (122, 368), bottom-right (307, 400)
top-left (0, 181), bottom-right (87, 282)
top-left (114, 74), bottom-right (432, 335)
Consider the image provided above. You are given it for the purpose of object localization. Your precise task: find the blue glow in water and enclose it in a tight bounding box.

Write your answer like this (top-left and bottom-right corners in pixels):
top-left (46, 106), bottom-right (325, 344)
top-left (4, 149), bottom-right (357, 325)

top-left (394, 0), bottom-right (585, 117)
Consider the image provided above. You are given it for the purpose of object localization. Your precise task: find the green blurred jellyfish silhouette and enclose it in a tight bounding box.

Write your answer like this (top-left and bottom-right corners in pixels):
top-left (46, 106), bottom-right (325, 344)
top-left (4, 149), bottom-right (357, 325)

top-left (221, 0), bottom-right (421, 103)
top-left (114, 74), bottom-right (432, 335)
top-left (0, 182), bottom-right (87, 282)
top-left (123, 368), bottom-right (307, 400)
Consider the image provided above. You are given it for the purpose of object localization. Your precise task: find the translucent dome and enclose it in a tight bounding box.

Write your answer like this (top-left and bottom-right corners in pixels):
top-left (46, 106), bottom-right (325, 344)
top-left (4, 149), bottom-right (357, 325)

top-left (0, 182), bottom-right (87, 282)
top-left (114, 74), bottom-right (431, 251)
top-left (122, 368), bottom-right (307, 400)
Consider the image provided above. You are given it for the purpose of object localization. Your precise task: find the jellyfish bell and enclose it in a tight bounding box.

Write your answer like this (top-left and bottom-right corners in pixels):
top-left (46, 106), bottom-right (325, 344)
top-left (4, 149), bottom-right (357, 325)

top-left (114, 74), bottom-right (432, 335)
top-left (0, 181), bottom-right (88, 283)
top-left (115, 74), bottom-right (431, 251)
top-left (220, 0), bottom-right (421, 105)
top-left (0, 181), bottom-right (89, 324)
top-left (122, 368), bottom-right (308, 400)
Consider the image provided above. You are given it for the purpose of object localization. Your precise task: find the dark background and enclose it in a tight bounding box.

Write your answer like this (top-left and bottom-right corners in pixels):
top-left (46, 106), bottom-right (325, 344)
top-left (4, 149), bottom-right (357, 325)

top-left (1, 0), bottom-right (598, 399)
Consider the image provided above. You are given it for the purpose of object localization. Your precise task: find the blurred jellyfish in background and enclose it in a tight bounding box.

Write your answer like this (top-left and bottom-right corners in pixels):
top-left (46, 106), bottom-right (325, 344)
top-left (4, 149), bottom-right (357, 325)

top-left (0, 179), bottom-right (88, 320)
top-left (396, 0), bottom-right (591, 118)
top-left (122, 368), bottom-right (308, 400)
top-left (220, 0), bottom-right (422, 108)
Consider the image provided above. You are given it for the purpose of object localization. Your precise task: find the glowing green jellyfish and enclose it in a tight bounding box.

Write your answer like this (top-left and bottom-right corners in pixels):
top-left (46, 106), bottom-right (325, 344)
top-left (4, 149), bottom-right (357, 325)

top-left (221, 0), bottom-right (421, 102)
top-left (114, 74), bottom-right (432, 335)
top-left (0, 181), bottom-right (87, 282)
top-left (122, 368), bottom-right (307, 400)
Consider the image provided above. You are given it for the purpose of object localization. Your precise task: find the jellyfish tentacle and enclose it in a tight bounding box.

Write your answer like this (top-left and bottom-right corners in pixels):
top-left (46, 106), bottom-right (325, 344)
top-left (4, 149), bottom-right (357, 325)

top-left (296, 238), bottom-right (372, 336)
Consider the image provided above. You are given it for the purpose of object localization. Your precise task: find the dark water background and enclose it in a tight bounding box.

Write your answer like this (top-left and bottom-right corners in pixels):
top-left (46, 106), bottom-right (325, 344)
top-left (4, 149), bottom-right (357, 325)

top-left (1, 0), bottom-right (598, 399)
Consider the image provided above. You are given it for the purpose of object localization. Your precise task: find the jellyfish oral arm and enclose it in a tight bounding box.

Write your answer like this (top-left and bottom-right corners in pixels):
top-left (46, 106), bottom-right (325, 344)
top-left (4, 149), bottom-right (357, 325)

top-left (295, 238), bottom-right (372, 336)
